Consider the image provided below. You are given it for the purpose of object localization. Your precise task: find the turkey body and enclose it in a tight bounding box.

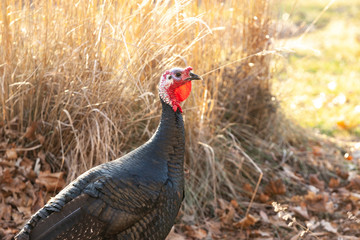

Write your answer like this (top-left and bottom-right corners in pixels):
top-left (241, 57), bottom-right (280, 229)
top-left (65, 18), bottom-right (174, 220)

top-left (15, 99), bottom-right (185, 240)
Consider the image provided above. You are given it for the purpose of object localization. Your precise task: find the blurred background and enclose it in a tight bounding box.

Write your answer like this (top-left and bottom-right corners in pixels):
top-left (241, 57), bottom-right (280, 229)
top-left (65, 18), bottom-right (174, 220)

top-left (1, 0), bottom-right (360, 239)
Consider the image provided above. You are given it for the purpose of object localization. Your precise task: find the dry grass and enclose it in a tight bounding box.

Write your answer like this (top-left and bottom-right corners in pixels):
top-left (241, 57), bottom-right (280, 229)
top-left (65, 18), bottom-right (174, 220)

top-left (0, 0), bottom-right (293, 219)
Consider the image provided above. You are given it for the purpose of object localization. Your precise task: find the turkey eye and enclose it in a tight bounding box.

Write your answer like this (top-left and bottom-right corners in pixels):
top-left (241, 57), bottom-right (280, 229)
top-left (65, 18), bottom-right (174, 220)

top-left (168, 75), bottom-right (172, 79)
top-left (175, 73), bottom-right (181, 78)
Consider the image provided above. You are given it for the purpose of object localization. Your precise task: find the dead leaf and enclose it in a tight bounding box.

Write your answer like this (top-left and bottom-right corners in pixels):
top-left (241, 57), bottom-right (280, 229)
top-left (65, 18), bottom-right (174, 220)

top-left (283, 164), bottom-right (305, 182)
top-left (344, 203), bottom-right (352, 212)
top-left (0, 202), bottom-right (12, 221)
top-left (36, 134), bottom-right (45, 145)
top-left (320, 220), bottom-right (337, 233)
top-left (32, 190), bottom-right (45, 212)
top-left (336, 168), bottom-right (349, 180)
top-left (20, 157), bottom-right (34, 168)
top-left (1, 168), bottom-right (13, 184)
top-left (0, 159), bottom-right (14, 167)
top-left (5, 148), bottom-right (17, 160)
top-left (305, 191), bottom-right (329, 212)
top-left (250, 230), bottom-right (271, 238)
top-left (233, 214), bottom-right (259, 229)
top-left (35, 171), bottom-right (66, 192)
top-left (346, 176), bottom-right (360, 191)
top-left (243, 183), bottom-right (253, 195)
top-left (265, 179), bottom-right (286, 196)
top-left (258, 193), bottom-right (270, 203)
top-left (184, 226), bottom-right (207, 239)
top-left (23, 122), bottom-right (37, 140)
top-left (220, 203), bottom-right (235, 226)
top-left (259, 210), bottom-right (269, 223)
top-left (291, 206), bottom-right (309, 220)
top-left (337, 120), bottom-right (349, 130)
top-left (11, 177), bottom-right (27, 193)
top-left (312, 146), bottom-right (323, 156)
top-left (290, 195), bottom-right (303, 203)
top-left (16, 206), bottom-right (32, 219)
top-left (37, 151), bottom-right (51, 171)
top-left (166, 227), bottom-right (185, 240)
top-left (329, 178), bottom-right (340, 188)
top-left (181, 214), bottom-right (195, 224)
top-left (325, 201), bottom-right (334, 214)
top-left (206, 220), bottom-right (222, 236)
top-left (230, 199), bottom-right (238, 208)
top-left (309, 174), bottom-right (325, 190)
top-left (348, 192), bottom-right (360, 203)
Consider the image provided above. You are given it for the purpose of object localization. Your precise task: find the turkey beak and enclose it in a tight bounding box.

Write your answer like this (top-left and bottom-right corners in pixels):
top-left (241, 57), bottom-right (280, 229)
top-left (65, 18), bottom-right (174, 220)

top-left (186, 72), bottom-right (202, 81)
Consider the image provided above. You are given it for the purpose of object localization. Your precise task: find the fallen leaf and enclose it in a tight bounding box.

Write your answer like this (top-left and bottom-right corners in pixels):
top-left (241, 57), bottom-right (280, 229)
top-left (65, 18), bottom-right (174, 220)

top-left (220, 202), bottom-right (236, 226)
top-left (291, 206), bottom-right (309, 220)
top-left (35, 171), bottom-right (66, 192)
top-left (291, 195), bottom-right (303, 203)
top-left (20, 157), bottom-right (34, 168)
top-left (11, 177), bottom-right (27, 193)
top-left (348, 192), bottom-right (360, 203)
top-left (1, 167), bottom-right (13, 184)
top-left (0, 202), bottom-right (12, 221)
top-left (265, 179), bottom-right (286, 196)
top-left (346, 176), bottom-right (360, 191)
top-left (250, 230), bottom-right (271, 238)
top-left (283, 164), bottom-right (305, 182)
top-left (290, 231), bottom-right (304, 240)
top-left (243, 183), bottom-right (253, 195)
top-left (166, 227), bottom-right (185, 240)
top-left (5, 148), bottom-right (17, 160)
top-left (16, 206), bottom-right (32, 219)
top-left (325, 201), bottom-right (334, 214)
top-left (329, 178), bottom-right (340, 188)
top-left (23, 122), bottom-right (37, 140)
top-left (12, 210), bottom-right (26, 225)
top-left (184, 226), bottom-right (207, 239)
top-left (259, 210), bottom-right (269, 223)
top-left (206, 220), bottom-right (222, 236)
top-left (336, 168), bottom-right (349, 180)
top-left (38, 151), bottom-right (51, 171)
top-left (0, 159), bottom-right (14, 167)
top-left (230, 199), bottom-right (238, 208)
top-left (181, 214), bottom-right (195, 224)
top-left (36, 134), bottom-right (45, 145)
top-left (312, 146), bottom-right (323, 156)
top-left (32, 190), bottom-right (45, 212)
top-left (258, 193), bottom-right (270, 203)
top-left (336, 120), bottom-right (349, 129)
top-left (309, 174), bottom-right (325, 190)
top-left (305, 191), bottom-right (328, 212)
top-left (320, 220), bottom-right (337, 233)
top-left (233, 214), bottom-right (259, 229)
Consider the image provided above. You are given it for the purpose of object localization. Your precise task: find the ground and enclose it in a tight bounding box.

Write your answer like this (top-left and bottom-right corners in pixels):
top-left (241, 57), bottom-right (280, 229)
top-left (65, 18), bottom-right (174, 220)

top-left (1, 0), bottom-right (360, 239)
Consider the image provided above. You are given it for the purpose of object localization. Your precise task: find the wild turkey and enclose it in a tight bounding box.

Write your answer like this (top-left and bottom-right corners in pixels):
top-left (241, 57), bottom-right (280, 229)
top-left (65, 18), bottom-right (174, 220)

top-left (15, 66), bottom-right (201, 240)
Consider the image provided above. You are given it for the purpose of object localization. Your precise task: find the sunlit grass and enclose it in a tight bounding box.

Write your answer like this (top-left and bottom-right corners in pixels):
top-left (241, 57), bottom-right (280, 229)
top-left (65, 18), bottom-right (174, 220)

top-left (274, 0), bottom-right (360, 139)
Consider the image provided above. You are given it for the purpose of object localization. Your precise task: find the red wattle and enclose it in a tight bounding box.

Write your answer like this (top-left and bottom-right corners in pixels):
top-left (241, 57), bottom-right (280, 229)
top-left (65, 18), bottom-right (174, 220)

top-left (174, 81), bottom-right (192, 102)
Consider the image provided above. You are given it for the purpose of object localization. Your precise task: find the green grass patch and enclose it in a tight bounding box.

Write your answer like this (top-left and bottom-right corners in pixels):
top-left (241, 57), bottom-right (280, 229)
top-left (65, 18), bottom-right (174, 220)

top-left (274, 0), bottom-right (360, 139)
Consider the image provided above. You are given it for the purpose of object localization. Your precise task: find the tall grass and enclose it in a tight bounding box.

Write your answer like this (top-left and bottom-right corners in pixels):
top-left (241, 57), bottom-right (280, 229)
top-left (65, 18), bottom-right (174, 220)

top-left (0, 0), bottom-right (288, 217)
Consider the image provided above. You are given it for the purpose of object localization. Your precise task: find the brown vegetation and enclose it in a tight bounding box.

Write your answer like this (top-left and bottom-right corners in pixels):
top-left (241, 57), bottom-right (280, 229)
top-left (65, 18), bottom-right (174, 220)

top-left (0, 0), bottom-right (279, 209)
top-left (2, 0), bottom-right (359, 239)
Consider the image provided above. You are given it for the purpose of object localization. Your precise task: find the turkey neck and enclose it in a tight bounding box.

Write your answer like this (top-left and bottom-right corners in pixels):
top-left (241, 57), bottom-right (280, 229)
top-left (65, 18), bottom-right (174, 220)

top-left (150, 98), bottom-right (185, 180)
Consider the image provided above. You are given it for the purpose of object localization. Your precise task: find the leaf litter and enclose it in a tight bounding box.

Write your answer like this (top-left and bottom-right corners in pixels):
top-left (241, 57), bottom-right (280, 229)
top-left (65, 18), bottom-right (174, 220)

top-left (1, 120), bottom-right (360, 239)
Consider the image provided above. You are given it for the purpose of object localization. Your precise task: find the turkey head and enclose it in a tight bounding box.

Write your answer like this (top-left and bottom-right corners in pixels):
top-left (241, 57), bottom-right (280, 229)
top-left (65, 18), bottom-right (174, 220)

top-left (159, 66), bottom-right (201, 112)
